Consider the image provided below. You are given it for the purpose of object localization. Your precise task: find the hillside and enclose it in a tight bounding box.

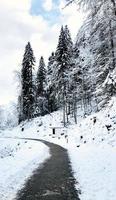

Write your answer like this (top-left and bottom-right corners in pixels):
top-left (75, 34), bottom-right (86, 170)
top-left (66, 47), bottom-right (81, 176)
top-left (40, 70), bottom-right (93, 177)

top-left (0, 97), bottom-right (116, 199)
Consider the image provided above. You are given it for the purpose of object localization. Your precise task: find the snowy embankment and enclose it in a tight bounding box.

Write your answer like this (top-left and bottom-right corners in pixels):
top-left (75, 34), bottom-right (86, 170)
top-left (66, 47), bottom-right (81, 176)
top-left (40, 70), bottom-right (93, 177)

top-left (69, 144), bottom-right (116, 200)
top-left (0, 138), bottom-right (50, 200)
top-left (68, 97), bottom-right (116, 200)
top-left (1, 97), bottom-right (116, 200)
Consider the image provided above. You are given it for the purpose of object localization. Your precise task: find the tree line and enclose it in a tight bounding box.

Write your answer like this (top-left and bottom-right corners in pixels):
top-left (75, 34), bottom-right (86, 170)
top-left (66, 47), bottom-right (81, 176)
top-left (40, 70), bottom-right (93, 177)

top-left (18, 0), bottom-right (116, 126)
top-left (67, 0), bottom-right (116, 112)
top-left (18, 25), bottom-right (76, 126)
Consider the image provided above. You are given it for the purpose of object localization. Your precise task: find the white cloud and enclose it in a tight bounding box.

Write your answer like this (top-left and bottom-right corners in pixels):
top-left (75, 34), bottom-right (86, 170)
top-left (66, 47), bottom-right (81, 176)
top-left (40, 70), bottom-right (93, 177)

top-left (42, 0), bottom-right (53, 12)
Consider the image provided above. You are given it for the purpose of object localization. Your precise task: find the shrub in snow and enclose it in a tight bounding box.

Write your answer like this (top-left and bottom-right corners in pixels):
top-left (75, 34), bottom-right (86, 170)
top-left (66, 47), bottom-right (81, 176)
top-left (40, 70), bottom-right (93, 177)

top-left (0, 102), bottom-right (18, 129)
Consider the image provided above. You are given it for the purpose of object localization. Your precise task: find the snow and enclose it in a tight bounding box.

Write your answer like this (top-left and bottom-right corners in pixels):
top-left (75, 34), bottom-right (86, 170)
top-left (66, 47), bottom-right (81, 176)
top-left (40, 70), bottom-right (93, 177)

top-left (0, 138), bottom-right (50, 200)
top-left (67, 97), bottom-right (116, 199)
top-left (0, 97), bottom-right (116, 200)
top-left (69, 145), bottom-right (116, 200)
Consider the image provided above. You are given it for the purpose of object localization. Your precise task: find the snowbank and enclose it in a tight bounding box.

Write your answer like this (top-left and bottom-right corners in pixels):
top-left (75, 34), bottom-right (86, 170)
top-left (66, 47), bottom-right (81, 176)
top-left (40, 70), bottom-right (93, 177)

top-left (69, 144), bottom-right (116, 200)
top-left (67, 97), bottom-right (116, 200)
top-left (0, 138), bottom-right (50, 200)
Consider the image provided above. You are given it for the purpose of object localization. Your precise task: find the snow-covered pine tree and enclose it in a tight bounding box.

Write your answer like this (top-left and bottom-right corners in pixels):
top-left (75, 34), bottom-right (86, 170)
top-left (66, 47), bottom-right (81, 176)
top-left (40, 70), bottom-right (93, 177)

top-left (19, 42), bottom-right (35, 123)
top-left (36, 56), bottom-right (46, 97)
top-left (64, 25), bottom-right (74, 121)
top-left (54, 26), bottom-right (73, 126)
top-left (88, 0), bottom-right (116, 107)
top-left (64, 25), bottom-right (73, 55)
top-left (46, 52), bottom-right (58, 112)
top-left (35, 56), bottom-right (48, 116)
top-left (47, 52), bottom-right (55, 87)
top-left (71, 0), bottom-right (116, 112)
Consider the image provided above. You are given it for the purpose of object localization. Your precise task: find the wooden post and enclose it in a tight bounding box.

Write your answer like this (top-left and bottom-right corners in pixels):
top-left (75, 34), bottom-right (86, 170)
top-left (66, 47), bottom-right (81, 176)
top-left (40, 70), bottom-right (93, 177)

top-left (65, 135), bottom-right (68, 143)
top-left (53, 128), bottom-right (55, 135)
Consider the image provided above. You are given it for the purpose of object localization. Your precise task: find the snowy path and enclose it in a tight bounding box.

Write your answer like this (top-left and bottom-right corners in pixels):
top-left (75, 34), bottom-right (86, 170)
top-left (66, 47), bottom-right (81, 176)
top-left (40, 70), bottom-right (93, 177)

top-left (14, 138), bottom-right (80, 200)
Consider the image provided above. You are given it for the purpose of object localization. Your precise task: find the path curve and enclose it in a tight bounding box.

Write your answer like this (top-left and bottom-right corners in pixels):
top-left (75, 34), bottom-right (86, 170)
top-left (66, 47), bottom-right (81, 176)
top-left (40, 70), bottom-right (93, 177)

top-left (14, 138), bottom-right (80, 200)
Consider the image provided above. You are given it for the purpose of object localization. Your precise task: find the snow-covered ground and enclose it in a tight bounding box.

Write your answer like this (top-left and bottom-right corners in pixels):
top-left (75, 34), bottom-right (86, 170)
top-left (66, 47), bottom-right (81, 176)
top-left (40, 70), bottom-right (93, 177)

top-left (0, 97), bottom-right (116, 200)
top-left (0, 138), bottom-right (50, 200)
top-left (69, 144), bottom-right (116, 200)
top-left (68, 97), bottom-right (116, 200)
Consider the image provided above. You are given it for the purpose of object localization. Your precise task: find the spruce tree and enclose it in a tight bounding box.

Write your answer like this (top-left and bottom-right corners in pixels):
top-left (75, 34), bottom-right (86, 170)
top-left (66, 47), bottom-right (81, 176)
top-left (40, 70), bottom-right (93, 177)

top-left (55, 26), bottom-right (71, 93)
top-left (64, 25), bottom-right (74, 118)
top-left (19, 42), bottom-right (35, 123)
top-left (36, 56), bottom-right (46, 97)
top-left (46, 52), bottom-right (58, 112)
top-left (54, 26), bottom-right (73, 126)
top-left (67, 0), bottom-right (116, 110)
top-left (64, 25), bottom-right (73, 56)
top-left (35, 56), bottom-right (47, 116)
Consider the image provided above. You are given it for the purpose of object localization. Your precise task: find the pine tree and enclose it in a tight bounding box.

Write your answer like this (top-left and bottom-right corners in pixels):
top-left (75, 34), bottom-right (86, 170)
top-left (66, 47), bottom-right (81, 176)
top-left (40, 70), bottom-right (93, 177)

top-left (36, 56), bottom-right (46, 97)
top-left (71, 0), bottom-right (116, 113)
top-left (54, 26), bottom-right (73, 126)
top-left (46, 52), bottom-right (58, 112)
top-left (19, 42), bottom-right (35, 123)
top-left (35, 56), bottom-right (47, 116)
top-left (64, 25), bottom-right (73, 56)
top-left (47, 52), bottom-right (55, 86)
top-left (55, 26), bottom-right (72, 94)
top-left (64, 25), bottom-right (75, 119)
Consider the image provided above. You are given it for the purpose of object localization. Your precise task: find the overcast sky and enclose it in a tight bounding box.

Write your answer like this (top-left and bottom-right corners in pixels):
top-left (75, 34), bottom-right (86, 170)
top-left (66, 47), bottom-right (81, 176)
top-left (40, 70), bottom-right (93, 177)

top-left (0, 0), bottom-right (85, 105)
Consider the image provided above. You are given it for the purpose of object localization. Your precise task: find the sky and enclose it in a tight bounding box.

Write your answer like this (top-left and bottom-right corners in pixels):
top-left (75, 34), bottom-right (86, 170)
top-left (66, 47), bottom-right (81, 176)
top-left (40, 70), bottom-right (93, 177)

top-left (0, 0), bottom-right (85, 105)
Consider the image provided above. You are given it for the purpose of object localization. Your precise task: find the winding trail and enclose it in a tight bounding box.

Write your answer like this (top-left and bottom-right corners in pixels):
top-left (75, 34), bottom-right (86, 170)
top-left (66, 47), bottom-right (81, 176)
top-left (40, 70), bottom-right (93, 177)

top-left (14, 138), bottom-right (80, 200)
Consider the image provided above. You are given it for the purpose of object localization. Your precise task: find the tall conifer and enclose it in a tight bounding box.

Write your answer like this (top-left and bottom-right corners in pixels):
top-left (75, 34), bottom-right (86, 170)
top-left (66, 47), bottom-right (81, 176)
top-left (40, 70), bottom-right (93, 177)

top-left (19, 42), bottom-right (35, 122)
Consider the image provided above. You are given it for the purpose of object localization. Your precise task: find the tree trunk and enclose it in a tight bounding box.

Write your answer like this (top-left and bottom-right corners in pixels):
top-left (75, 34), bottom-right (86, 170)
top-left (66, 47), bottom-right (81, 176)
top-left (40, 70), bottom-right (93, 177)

top-left (73, 94), bottom-right (77, 124)
top-left (109, 20), bottom-right (115, 71)
top-left (63, 91), bottom-right (66, 127)
top-left (95, 94), bottom-right (99, 112)
top-left (68, 102), bottom-right (71, 115)
top-left (63, 103), bottom-right (66, 127)
top-left (66, 102), bottom-right (69, 123)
